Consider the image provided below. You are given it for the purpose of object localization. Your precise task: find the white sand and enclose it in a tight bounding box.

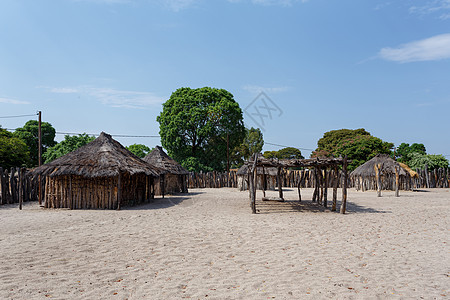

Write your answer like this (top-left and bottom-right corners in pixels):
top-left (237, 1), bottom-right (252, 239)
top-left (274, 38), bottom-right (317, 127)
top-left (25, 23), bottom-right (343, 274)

top-left (0, 188), bottom-right (449, 299)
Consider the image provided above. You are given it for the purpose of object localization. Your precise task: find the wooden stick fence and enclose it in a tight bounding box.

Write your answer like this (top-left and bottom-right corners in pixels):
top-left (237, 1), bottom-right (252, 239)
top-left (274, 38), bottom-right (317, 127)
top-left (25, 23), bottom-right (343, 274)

top-left (0, 167), bottom-right (43, 207)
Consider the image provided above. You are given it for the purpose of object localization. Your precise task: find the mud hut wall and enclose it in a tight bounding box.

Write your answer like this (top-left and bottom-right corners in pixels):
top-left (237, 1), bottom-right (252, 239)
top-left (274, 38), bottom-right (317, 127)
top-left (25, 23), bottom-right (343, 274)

top-left (43, 174), bottom-right (152, 209)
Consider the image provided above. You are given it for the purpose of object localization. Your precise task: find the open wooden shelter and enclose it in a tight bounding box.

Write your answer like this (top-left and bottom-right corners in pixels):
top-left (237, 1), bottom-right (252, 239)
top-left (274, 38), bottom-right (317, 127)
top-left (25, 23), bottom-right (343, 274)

top-left (246, 154), bottom-right (349, 214)
top-left (236, 163), bottom-right (278, 191)
top-left (31, 132), bottom-right (161, 209)
top-left (143, 146), bottom-right (189, 196)
top-left (350, 154), bottom-right (416, 196)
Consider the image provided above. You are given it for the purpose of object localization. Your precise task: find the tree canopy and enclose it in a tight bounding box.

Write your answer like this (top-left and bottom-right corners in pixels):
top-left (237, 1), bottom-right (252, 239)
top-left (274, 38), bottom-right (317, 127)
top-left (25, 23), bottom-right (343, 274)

top-left (157, 87), bottom-right (245, 171)
top-left (394, 142), bottom-right (427, 165)
top-left (13, 120), bottom-right (56, 167)
top-left (408, 153), bottom-right (449, 170)
top-left (43, 134), bottom-right (95, 163)
top-left (312, 128), bottom-right (393, 170)
top-left (263, 147), bottom-right (303, 160)
top-left (231, 127), bottom-right (264, 167)
top-left (126, 144), bottom-right (153, 158)
top-left (0, 126), bottom-right (30, 169)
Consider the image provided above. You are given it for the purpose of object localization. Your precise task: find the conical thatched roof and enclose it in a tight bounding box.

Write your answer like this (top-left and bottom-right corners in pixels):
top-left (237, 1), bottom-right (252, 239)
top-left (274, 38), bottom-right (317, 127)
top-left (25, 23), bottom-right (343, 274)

top-left (237, 164), bottom-right (278, 176)
top-left (350, 154), bottom-right (408, 177)
top-left (31, 132), bottom-right (161, 178)
top-left (143, 146), bottom-right (188, 175)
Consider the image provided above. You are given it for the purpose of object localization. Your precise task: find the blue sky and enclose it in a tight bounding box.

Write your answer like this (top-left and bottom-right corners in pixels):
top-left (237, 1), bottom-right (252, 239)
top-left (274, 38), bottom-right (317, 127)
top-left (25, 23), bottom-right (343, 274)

top-left (1, 0), bottom-right (449, 157)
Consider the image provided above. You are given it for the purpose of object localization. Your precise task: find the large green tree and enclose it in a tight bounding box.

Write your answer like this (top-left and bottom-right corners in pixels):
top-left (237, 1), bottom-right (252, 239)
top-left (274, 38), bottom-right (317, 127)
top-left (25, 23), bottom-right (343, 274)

top-left (13, 120), bottom-right (56, 167)
top-left (231, 127), bottom-right (264, 167)
top-left (312, 128), bottom-right (393, 170)
top-left (126, 144), bottom-right (153, 158)
top-left (408, 153), bottom-right (449, 170)
top-left (157, 87), bottom-right (245, 171)
top-left (262, 147), bottom-right (303, 160)
top-left (0, 126), bottom-right (30, 169)
top-left (43, 134), bottom-right (95, 163)
top-left (395, 142), bottom-right (426, 164)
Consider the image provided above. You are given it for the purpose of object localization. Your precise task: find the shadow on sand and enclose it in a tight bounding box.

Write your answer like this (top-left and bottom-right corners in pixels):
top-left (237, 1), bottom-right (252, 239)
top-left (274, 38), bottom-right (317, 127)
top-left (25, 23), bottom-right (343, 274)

top-left (255, 198), bottom-right (390, 214)
top-left (125, 191), bottom-right (204, 210)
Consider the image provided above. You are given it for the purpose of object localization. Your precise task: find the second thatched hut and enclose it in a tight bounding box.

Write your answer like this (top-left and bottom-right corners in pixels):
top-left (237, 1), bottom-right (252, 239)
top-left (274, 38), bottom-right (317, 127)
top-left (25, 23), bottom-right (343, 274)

top-left (143, 146), bottom-right (189, 195)
top-left (31, 132), bottom-right (161, 209)
top-left (350, 154), bottom-right (416, 191)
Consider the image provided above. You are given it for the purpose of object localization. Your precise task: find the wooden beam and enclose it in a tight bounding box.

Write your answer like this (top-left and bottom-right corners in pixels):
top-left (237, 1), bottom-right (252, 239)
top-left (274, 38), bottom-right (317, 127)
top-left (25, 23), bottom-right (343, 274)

top-left (332, 166), bottom-right (338, 211)
top-left (340, 156), bottom-right (348, 214)
top-left (375, 163), bottom-right (382, 197)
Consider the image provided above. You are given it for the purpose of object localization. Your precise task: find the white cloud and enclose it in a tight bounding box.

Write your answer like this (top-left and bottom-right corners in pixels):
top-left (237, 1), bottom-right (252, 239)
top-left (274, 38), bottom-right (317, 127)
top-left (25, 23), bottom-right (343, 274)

top-left (86, 87), bottom-right (165, 108)
top-left (409, 0), bottom-right (450, 19)
top-left (50, 87), bottom-right (79, 94)
top-left (243, 85), bottom-right (290, 94)
top-left (379, 33), bottom-right (450, 63)
top-left (229, 0), bottom-right (307, 6)
top-left (47, 86), bottom-right (165, 109)
top-left (0, 97), bottom-right (30, 105)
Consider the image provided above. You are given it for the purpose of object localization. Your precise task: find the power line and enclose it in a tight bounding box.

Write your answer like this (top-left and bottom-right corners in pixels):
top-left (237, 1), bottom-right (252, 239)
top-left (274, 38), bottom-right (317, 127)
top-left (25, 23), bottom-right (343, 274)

top-left (265, 142), bottom-right (314, 151)
top-left (0, 113), bottom-right (38, 119)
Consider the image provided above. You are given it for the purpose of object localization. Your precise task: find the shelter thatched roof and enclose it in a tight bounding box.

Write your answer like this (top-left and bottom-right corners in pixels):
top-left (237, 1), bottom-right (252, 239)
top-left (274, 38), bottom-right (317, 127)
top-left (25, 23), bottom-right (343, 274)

top-left (237, 164), bottom-right (278, 176)
top-left (32, 132), bottom-right (161, 178)
top-left (143, 146), bottom-right (188, 175)
top-left (350, 154), bottom-right (408, 178)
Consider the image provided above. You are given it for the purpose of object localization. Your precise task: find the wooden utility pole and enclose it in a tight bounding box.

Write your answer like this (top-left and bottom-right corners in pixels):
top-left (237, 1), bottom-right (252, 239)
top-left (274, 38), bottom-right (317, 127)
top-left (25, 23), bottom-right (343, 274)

top-left (38, 111), bottom-right (42, 205)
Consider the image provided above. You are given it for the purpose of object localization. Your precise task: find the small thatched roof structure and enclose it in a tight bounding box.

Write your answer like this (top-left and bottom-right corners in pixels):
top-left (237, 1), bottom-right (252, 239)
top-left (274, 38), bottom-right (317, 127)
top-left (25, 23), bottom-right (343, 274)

top-left (351, 154), bottom-right (407, 177)
top-left (237, 164), bottom-right (278, 176)
top-left (32, 132), bottom-right (161, 178)
top-left (143, 146), bottom-right (188, 175)
top-left (398, 162), bottom-right (419, 178)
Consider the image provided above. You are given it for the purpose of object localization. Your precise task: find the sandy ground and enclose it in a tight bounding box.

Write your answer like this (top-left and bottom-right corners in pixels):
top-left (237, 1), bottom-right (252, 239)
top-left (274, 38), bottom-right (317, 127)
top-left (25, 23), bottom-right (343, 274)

top-left (0, 187), bottom-right (449, 299)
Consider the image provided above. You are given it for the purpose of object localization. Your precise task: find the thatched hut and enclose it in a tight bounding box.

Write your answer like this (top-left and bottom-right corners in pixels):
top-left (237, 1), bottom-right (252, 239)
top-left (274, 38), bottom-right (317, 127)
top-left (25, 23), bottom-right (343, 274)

top-left (31, 132), bottom-right (161, 209)
top-left (143, 146), bottom-right (188, 195)
top-left (237, 164), bottom-right (278, 191)
top-left (350, 154), bottom-right (414, 192)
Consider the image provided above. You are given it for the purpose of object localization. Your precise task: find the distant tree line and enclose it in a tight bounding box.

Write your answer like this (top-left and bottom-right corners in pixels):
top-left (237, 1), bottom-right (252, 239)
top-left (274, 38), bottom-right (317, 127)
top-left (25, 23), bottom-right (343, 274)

top-left (1, 87), bottom-right (448, 172)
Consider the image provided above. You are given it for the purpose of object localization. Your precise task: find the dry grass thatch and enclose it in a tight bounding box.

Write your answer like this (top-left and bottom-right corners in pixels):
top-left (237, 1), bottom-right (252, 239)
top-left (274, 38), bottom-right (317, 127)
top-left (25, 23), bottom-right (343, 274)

top-left (398, 162), bottom-right (419, 178)
top-left (31, 132), bottom-right (161, 178)
top-left (143, 146), bottom-right (188, 175)
top-left (350, 154), bottom-right (408, 178)
top-left (237, 164), bottom-right (278, 176)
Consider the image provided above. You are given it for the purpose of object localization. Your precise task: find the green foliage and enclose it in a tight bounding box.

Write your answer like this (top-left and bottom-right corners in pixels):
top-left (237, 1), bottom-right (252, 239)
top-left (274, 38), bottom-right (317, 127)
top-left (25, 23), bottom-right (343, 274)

top-left (408, 153), bottom-right (449, 170)
top-left (231, 127), bottom-right (264, 167)
top-left (157, 87), bottom-right (245, 171)
top-left (263, 147), bottom-right (303, 160)
top-left (313, 128), bottom-right (393, 171)
top-left (181, 157), bottom-right (213, 173)
top-left (315, 128), bottom-right (370, 155)
top-left (0, 126), bottom-right (30, 169)
top-left (395, 143), bottom-right (426, 164)
top-left (126, 144), bottom-right (152, 158)
top-left (277, 147), bottom-right (303, 159)
top-left (43, 134), bottom-right (95, 163)
top-left (13, 120), bottom-right (56, 167)
top-left (262, 151), bottom-right (278, 159)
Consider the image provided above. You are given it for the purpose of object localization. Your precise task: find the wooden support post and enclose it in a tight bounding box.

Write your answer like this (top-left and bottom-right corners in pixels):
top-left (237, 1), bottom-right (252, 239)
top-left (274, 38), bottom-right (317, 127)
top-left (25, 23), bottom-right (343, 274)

top-left (0, 167), bottom-right (6, 205)
top-left (19, 168), bottom-right (23, 210)
top-left (277, 166), bottom-right (283, 201)
top-left (395, 166), bottom-right (400, 197)
top-left (117, 172), bottom-right (121, 210)
top-left (249, 154), bottom-right (258, 214)
top-left (323, 168), bottom-right (328, 208)
top-left (160, 174), bottom-right (165, 199)
top-left (332, 166), bottom-right (338, 211)
top-left (69, 175), bottom-right (73, 209)
top-left (340, 156), bottom-right (348, 214)
top-left (375, 163), bottom-right (382, 197)
top-left (297, 170), bottom-right (303, 202)
top-left (262, 166), bottom-right (266, 198)
top-left (312, 168), bottom-right (318, 203)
